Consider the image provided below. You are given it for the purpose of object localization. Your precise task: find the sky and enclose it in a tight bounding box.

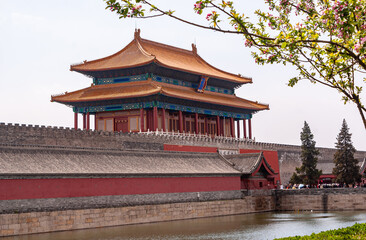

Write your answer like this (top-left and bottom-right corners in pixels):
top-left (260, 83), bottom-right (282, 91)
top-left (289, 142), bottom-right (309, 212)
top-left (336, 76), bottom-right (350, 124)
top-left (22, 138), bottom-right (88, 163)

top-left (0, 1), bottom-right (365, 150)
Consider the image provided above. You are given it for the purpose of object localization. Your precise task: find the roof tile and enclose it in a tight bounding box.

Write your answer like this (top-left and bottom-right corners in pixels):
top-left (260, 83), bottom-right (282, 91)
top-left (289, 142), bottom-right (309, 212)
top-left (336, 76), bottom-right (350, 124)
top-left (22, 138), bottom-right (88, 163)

top-left (0, 148), bottom-right (240, 175)
top-left (51, 80), bottom-right (269, 111)
top-left (71, 29), bottom-right (251, 84)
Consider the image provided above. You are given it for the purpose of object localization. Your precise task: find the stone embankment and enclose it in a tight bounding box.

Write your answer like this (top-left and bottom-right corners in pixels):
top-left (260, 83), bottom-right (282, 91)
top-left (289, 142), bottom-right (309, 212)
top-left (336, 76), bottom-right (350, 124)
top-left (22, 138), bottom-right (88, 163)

top-left (2, 188), bottom-right (366, 237)
top-left (275, 188), bottom-right (366, 212)
top-left (0, 193), bottom-right (274, 236)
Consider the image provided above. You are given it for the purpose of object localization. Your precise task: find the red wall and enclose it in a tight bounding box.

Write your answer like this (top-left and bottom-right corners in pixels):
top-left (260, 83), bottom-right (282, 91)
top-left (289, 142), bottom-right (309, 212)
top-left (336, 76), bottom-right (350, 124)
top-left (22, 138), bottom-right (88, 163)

top-left (164, 144), bottom-right (217, 153)
top-left (0, 176), bottom-right (240, 201)
top-left (163, 144), bottom-right (281, 185)
top-left (242, 178), bottom-right (275, 190)
top-left (319, 174), bottom-right (335, 184)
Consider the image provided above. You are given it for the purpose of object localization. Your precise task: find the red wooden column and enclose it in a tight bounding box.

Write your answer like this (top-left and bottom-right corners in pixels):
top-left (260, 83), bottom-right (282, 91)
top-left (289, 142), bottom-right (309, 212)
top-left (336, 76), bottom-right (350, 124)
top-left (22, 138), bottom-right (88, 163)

top-left (243, 119), bottom-right (247, 139)
top-left (146, 110), bottom-right (149, 131)
top-left (82, 114), bottom-right (86, 130)
top-left (145, 110), bottom-right (149, 131)
top-left (204, 117), bottom-right (208, 135)
top-left (183, 114), bottom-right (186, 132)
top-left (153, 107), bottom-right (158, 131)
top-left (195, 113), bottom-right (199, 134)
top-left (248, 119), bottom-right (252, 139)
top-left (230, 117), bottom-right (234, 137)
top-left (178, 110), bottom-right (183, 133)
top-left (140, 108), bottom-right (144, 132)
top-left (237, 120), bottom-right (240, 138)
top-left (162, 108), bottom-right (166, 131)
top-left (74, 112), bottom-right (78, 130)
top-left (94, 114), bottom-right (97, 130)
top-left (86, 112), bottom-right (90, 130)
top-left (216, 115), bottom-right (220, 136)
top-left (148, 109), bottom-right (152, 131)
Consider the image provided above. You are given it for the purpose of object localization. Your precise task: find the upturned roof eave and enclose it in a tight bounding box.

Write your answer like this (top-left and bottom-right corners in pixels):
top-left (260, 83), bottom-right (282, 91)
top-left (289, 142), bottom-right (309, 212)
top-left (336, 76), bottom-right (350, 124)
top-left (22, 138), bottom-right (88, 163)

top-left (137, 34), bottom-right (252, 84)
top-left (193, 53), bottom-right (252, 83)
top-left (70, 59), bottom-right (156, 73)
top-left (250, 153), bottom-right (277, 176)
top-left (223, 152), bottom-right (277, 175)
top-left (51, 80), bottom-right (161, 104)
top-left (157, 81), bottom-right (269, 110)
top-left (69, 36), bottom-right (151, 72)
top-left (160, 91), bottom-right (268, 111)
top-left (52, 91), bottom-right (268, 112)
top-left (71, 60), bottom-right (252, 85)
top-left (51, 90), bottom-right (160, 104)
top-left (51, 79), bottom-right (268, 111)
top-left (153, 59), bottom-right (252, 84)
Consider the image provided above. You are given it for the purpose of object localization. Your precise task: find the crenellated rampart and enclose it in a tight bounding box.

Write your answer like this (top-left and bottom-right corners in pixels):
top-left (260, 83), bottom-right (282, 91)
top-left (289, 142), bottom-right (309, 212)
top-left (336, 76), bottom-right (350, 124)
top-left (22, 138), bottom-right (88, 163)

top-left (1, 122), bottom-right (365, 184)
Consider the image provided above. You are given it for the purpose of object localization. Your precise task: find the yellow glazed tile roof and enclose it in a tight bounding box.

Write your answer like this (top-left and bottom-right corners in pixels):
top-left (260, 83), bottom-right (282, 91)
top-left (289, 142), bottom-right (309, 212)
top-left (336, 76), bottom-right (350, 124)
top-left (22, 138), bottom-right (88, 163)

top-left (70, 29), bottom-right (251, 84)
top-left (51, 80), bottom-right (269, 111)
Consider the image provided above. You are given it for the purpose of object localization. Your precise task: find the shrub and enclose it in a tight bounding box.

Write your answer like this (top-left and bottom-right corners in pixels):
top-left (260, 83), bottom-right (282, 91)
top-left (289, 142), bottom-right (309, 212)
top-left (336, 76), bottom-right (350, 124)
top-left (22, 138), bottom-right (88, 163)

top-left (275, 223), bottom-right (366, 240)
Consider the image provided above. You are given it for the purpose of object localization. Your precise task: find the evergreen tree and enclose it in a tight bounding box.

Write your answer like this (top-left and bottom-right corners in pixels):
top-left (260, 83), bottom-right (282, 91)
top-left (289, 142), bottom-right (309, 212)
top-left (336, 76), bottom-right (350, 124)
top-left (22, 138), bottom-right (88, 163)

top-left (290, 121), bottom-right (322, 186)
top-left (332, 119), bottom-right (361, 185)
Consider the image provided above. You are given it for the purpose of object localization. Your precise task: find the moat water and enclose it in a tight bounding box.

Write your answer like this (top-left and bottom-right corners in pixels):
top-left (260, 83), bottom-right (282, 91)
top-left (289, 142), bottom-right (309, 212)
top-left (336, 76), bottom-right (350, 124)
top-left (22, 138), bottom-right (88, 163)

top-left (5, 211), bottom-right (366, 240)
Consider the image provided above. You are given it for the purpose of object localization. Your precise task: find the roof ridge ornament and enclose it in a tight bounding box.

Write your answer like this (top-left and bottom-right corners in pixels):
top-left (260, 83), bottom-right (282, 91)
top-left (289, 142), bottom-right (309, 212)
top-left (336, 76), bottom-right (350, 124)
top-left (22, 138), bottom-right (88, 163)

top-left (191, 43), bottom-right (197, 55)
top-left (134, 28), bottom-right (141, 39)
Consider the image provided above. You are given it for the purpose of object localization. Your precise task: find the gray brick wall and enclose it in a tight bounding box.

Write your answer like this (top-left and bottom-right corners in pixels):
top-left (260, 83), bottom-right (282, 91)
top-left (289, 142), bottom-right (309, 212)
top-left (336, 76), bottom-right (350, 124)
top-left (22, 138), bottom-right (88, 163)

top-left (0, 196), bottom-right (275, 237)
top-left (0, 190), bottom-right (243, 214)
top-left (275, 188), bottom-right (366, 211)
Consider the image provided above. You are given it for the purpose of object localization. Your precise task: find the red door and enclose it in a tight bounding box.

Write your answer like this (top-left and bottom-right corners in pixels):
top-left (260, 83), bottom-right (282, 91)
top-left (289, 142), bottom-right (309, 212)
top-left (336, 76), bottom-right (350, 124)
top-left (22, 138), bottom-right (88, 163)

top-left (115, 117), bottom-right (128, 132)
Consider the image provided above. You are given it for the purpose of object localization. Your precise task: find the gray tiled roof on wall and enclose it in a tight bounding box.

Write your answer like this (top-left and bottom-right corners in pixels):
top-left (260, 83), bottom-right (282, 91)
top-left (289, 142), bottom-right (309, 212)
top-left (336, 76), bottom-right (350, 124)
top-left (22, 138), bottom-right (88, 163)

top-left (0, 146), bottom-right (240, 176)
top-left (222, 153), bottom-right (262, 174)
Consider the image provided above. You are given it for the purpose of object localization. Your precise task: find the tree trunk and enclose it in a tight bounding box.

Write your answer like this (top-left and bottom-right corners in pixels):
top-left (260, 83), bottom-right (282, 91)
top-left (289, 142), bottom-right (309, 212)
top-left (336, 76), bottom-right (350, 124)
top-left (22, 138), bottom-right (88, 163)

top-left (356, 103), bottom-right (366, 130)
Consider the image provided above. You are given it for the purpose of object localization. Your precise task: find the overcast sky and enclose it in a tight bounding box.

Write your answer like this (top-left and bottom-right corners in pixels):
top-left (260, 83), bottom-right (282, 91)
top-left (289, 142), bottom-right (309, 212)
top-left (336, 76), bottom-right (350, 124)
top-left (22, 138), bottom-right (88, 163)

top-left (0, 1), bottom-right (364, 150)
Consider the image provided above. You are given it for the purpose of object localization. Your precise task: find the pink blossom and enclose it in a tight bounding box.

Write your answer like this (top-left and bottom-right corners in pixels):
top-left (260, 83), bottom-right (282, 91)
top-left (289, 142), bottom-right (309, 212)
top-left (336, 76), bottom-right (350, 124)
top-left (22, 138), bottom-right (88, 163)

top-left (354, 43), bottom-right (361, 53)
top-left (361, 36), bottom-right (366, 45)
top-left (245, 39), bottom-right (253, 47)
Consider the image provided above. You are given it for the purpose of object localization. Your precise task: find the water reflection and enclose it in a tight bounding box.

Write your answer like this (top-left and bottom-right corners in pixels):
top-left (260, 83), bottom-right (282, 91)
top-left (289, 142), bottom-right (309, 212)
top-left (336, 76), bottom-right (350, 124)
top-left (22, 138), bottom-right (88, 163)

top-left (5, 211), bottom-right (366, 240)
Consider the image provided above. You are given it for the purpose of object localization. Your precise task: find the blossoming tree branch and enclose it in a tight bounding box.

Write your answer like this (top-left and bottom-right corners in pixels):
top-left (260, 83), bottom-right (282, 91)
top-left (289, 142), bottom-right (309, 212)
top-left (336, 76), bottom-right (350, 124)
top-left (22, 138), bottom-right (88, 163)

top-left (104, 0), bottom-right (366, 130)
